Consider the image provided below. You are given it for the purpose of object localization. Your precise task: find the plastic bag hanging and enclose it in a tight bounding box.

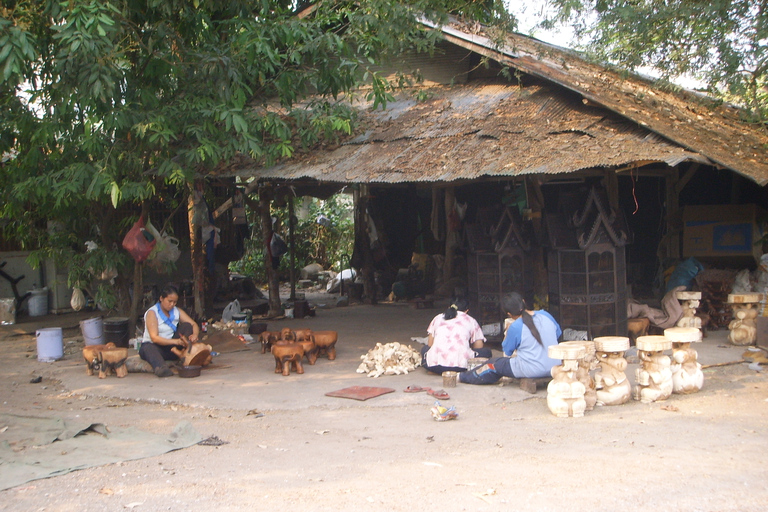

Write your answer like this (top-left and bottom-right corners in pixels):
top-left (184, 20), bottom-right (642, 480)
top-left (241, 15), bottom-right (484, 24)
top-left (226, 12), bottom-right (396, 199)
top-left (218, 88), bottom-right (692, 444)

top-left (121, 216), bottom-right (156, 263)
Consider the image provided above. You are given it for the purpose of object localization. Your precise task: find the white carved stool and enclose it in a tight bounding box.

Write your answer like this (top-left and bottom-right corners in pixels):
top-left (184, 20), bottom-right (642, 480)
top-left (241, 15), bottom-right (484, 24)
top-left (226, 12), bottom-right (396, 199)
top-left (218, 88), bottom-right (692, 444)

top-left (547, 342), bottom-right (587, 418)
top-left (675, 291), bottom-right (702, 329)
top-left (633, 335), bottom-right (673, 403)
top-left (593, 336), bottom-right (631, 406)
top-left (665, 326), bottom-right (704, 394)
top-left (727, 293), bottom-right (763, 346)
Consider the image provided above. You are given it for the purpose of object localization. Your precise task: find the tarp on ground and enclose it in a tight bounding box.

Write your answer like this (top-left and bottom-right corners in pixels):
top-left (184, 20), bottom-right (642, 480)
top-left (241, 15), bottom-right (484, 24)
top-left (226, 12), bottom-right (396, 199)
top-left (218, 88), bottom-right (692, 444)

top-left (0, 414), bottom-right (201, 491)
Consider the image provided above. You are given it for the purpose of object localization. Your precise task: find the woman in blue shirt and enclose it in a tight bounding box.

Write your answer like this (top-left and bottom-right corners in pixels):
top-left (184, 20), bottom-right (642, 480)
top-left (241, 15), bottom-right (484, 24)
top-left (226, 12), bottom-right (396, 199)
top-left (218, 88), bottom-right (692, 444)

top-left (459, 292), bottom-right (561, 385)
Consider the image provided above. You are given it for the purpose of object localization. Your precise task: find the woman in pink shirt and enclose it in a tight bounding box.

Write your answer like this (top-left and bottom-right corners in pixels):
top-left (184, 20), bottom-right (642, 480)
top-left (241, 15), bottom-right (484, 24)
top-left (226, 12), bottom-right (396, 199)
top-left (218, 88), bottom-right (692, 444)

top-left (421, 297), bottom-right (493, 375)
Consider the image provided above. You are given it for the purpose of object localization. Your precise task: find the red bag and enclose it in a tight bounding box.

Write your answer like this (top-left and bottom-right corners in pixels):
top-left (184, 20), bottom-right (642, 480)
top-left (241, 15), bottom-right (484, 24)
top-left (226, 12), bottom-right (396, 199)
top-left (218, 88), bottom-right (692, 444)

top-left (122, 216), bottom-right (156, 263)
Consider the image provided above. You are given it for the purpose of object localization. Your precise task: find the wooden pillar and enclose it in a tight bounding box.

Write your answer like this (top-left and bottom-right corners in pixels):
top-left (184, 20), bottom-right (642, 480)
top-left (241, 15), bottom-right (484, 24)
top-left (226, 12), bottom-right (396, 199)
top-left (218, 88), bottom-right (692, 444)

top-left (354, 185), bottom-right (377, 304)
top-left (525, 177), bottom-right (548, 303)
top-left (443, 186), bottom-right (456, 285)
top-left (258, 184), bottom-right (282, 316)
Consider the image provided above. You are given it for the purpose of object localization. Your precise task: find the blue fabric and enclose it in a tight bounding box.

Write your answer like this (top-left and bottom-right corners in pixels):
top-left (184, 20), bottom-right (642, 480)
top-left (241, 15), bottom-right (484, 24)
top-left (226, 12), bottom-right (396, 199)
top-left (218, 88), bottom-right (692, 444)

top-left (666, 257), bottom-right (704, 292)
top-left (153, 302), bottom-right (177, 334)
top-left (500, 310), bottom-right (562, 378)
top-left (458, 357), bottom-right (514, 385)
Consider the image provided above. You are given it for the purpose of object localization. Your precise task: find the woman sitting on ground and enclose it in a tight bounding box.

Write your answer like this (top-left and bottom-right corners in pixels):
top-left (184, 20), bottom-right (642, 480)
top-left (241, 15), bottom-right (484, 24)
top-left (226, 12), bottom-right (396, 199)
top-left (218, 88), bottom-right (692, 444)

top-left (139, 285), bottom-right (200, 378)
top-left (421, 297), bottom-right (493, 375)
top-left (459, 292), bottom-right (561, 385)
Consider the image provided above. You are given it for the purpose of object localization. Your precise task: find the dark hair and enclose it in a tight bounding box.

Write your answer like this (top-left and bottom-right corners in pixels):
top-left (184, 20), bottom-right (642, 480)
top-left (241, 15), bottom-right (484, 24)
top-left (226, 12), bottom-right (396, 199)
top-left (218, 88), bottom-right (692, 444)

top-left (501, 292), bottom-right (543, 346)
top-left (443, 297), bottom-right (470, 320)
top-left (160, 285), bottom-right (180, 299)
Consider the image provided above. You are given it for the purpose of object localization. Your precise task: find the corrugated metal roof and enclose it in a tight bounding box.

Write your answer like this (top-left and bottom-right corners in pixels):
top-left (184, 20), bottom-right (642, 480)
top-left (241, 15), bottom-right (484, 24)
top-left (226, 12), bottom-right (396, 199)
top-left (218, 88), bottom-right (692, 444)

top-left (431, 20), bottom-right (768, 185)
top-left (224, 80), bottom-right (709, 184)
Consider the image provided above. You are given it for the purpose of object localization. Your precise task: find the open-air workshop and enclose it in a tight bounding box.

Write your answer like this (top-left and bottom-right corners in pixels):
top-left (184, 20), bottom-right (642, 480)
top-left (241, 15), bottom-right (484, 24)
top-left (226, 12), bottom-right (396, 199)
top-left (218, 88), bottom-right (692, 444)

top-left (2, 7), bottom-right (768, 512)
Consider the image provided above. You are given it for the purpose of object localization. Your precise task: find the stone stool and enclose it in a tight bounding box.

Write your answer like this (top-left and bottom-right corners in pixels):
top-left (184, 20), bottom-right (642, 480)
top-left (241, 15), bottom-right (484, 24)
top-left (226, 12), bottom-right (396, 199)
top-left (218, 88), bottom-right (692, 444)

top-left (665, 326), bottom-right (704, 394)
top-left (633, 335), bottom-right (673, 403)
top-left (676, 291), bottom-right (702, 329)
top-left (727, 293), bottom-right (763, 346)
top-left (546, 342), bottom-right (587, 418)
top-left (593, 336), bottom-right (631, 406)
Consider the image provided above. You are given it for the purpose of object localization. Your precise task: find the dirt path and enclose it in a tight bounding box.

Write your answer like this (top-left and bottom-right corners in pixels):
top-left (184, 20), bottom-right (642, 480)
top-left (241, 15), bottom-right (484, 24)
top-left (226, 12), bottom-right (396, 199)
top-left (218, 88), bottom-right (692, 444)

top-left (1, 300), bottom-right (767, 511)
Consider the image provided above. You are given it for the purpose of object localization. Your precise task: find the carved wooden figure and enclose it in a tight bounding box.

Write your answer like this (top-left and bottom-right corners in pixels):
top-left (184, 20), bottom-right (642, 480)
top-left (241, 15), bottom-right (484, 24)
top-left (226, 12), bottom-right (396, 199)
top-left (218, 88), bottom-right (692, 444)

top-left (593, 336), bottom-right (631, 406)
top-left (727, 293), bottom-right (762, 346)
top-left (296, 337), bottom-right (318, 365)
top-left (546, 342), bottom-right (587, 418)
top-left (280, 327), bottom-right (297, 342)
top-left (83, 343), bottom-right (114, 376)
top-left (271, 342), bottom-right (305, 376)
top-left (293, 328), bottom-right (313, 342)
top-left (184, 342), bottom-right (213, 367)
top-left (259, 331), bottom-right (281, 354)
top-left (564, 340), bottom-right (598, 411)
top-left (98, 346), bottom-right (129, 379)
top-left (313, 331), bottom-right (338, 360)
top-left (676, 291), bottom-right (702, 329)
top-left (633, 335), bottom-right (673, 403)
top-left (665, 326), bottom-right (704, 394)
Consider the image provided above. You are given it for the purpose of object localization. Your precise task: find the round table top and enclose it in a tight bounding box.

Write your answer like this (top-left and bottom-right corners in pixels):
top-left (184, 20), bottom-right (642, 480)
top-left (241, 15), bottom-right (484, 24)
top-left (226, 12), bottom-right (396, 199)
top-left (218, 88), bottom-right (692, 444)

top-left (594, 336), bottom-right (630, 352)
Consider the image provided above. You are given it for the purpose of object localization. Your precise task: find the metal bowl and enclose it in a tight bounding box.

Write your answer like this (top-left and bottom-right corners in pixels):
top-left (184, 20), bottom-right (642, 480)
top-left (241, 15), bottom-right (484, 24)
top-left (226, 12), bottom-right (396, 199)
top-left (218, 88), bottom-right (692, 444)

top-left (178, 365), bottom-right (202, 378)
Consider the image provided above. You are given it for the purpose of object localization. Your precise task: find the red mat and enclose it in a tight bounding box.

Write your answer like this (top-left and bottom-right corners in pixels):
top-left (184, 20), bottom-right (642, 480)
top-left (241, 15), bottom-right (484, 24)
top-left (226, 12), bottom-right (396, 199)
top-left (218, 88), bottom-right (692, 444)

top-left (325, 386), bottom-right (396, 401)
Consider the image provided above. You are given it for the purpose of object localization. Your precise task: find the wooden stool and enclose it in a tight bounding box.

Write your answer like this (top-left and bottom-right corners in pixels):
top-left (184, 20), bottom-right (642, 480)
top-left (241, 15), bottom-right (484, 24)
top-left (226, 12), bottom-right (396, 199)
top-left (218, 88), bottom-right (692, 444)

top-left (271, 342), bottom-right (305, 376)
top-left (313, 331), bottom-right (338, 360)
top-left (83, 343), bottom-right (113, 376)
top-left (98, 346), bottom-right (129, 379)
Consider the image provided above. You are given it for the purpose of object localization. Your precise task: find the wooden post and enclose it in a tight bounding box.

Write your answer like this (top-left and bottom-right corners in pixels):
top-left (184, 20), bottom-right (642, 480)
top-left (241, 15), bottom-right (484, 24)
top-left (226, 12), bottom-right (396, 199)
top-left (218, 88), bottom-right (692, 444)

top-left (259, 184), bottom-right (282, 316)
top-left (443, 186), bottom-right (456, 285)
top-left (525, 177), bottom-right (548, 303)
top-left (354, 185), bottom-right (377, 304)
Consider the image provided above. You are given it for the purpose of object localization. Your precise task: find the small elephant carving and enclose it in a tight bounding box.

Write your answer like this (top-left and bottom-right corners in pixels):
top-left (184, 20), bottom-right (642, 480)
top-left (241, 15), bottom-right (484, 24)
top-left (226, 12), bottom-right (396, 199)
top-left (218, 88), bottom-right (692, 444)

top-left (294, 328), bottom-right (313, 342)
top-left (83, 343), bottom-right (116, 376)
top-left (280, 327), bottom-right (296, 342)
top-left (271, 342), bottom-right (305, 376)
top-left (98, 346), bottom-right (129, 379)
top-left (312, 331), bottom-right (338, 360)
top-left (296, 338), bottom-right (318, 365)
top-left (259, 331), bottom-right (281, 354)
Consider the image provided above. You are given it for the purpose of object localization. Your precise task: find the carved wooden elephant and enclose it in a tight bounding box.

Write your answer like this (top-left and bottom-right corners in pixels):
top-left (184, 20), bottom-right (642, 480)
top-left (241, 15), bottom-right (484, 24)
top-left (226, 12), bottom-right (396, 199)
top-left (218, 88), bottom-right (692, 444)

top-left (271, 342), bottom-right (305, 376)
top-left (296, 338), bottom-right (318, 365)
top-left (98, 346), bottom-right (129, 379)
top-left (313, 331), bottom-right (338, 360)
top-left (280, 327), bottom-right (297, 342)
top-left (259, 331), bottom-right (281, 354)
top-left (293, 328), bottom-right (313, 342)
top-left (83, 342), bottom-right (116, 376)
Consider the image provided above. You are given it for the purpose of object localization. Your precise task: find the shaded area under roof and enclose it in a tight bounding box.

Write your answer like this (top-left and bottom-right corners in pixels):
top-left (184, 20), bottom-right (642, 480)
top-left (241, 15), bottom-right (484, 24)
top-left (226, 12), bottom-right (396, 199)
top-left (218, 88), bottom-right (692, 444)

top-left (223, 80), bottom-right (710, 185)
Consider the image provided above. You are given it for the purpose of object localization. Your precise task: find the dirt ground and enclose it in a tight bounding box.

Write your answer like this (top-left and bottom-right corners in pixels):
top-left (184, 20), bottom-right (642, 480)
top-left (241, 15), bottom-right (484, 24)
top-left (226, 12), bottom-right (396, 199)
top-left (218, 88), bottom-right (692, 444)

top-left (1, 292), bottom-right (768, 512)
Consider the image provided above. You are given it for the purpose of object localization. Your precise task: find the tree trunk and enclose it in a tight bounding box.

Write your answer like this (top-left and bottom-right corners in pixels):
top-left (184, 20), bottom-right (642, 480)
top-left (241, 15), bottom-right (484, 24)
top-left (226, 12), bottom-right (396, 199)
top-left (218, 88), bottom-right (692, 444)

top-left (128, 202), bottom-right (149, 338)
top-left (188, 182), bottom-right (205, 319)
top-left (259, 185), bottom-right (282, 316)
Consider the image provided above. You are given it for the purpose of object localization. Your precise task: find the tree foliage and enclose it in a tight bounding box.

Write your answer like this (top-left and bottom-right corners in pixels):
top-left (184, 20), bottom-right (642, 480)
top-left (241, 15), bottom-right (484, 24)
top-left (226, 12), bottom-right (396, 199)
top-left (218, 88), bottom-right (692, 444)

top-left (543, 0), bottom-right (768, 125)
top-left (0, 0), bottom-right (512, 310)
